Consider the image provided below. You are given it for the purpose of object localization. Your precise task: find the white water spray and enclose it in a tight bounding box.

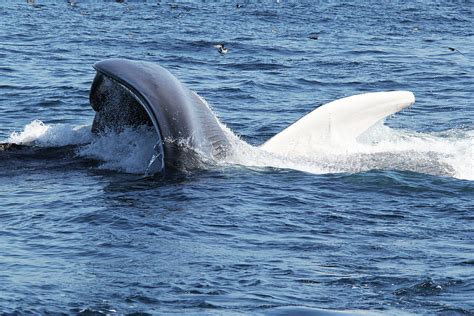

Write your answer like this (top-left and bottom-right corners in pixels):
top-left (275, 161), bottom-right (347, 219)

top-left (7, 120), bottom-right (91, 146)
top-left (3, 120), bottom-right (473, 180)
top-left (221, 121), bottom-right (473, 180)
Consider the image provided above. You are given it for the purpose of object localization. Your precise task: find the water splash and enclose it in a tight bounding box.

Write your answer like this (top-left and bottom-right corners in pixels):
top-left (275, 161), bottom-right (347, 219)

top-left (4, 120), bottom-right (473, 180)
top-left (221, 122), bottom-right (473, 180)
top-left (4, 120), bottom-right (158, 174)
top-left (7, 120), bottom-right (91, 146)
top-left (77, 126), bottom-right (159, 174)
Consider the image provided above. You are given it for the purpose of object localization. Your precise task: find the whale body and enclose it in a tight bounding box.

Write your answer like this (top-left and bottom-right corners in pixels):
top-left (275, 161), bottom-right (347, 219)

top-left (90, 58), bottom-right (415, 175)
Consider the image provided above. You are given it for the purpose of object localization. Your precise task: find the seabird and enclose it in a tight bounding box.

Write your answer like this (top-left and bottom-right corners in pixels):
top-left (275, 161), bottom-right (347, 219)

top-left (447, 47), bottom-right (464, 56)
top-left (308, 32), bottom-right (319, 40)
top-left (214, 44), bottom-right (228, 54)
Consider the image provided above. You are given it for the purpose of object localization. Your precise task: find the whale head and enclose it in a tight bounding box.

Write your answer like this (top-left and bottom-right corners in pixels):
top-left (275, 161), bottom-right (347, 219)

top-left (89, 59), bottom-right (230, 175)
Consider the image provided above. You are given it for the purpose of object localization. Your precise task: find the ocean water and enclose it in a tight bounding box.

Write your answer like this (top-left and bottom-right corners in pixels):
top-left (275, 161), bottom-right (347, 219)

top-left (0, 1), bottom-right (473, 315)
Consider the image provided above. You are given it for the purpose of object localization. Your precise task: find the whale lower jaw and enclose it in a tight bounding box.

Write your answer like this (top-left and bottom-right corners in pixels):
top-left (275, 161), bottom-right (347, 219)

top-left (89, 72), bottom-right (166, 173)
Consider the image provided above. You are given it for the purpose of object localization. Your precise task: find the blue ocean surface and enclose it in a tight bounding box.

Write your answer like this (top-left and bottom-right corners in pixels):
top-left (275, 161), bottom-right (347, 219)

top-left (0, 1), bottom-right (473, 315)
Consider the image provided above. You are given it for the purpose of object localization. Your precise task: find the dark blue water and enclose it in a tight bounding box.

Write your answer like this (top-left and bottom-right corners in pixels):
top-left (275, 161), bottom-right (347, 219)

top-left (1, 2), bottom-right (473, 315)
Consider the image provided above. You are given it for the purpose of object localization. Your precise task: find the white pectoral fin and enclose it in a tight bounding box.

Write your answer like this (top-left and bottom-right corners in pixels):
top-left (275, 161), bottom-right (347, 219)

top-left (260, 91), bottom-right (415, 155)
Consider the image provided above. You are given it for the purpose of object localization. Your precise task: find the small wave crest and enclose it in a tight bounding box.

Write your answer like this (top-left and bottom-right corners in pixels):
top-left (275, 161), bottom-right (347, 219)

top-left (7, 120), bottom-right (91, 146)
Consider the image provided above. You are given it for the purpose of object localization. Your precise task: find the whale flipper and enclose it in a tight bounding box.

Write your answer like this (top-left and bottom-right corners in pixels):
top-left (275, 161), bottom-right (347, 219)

top-left (260, 91), bottom-right (415, 155)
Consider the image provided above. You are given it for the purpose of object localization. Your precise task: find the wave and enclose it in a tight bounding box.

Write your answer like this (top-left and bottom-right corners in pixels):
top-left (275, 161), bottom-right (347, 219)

top-left (7, 120), bottom-right (91, 146)
top-left (3, 120), bottom-right (473, 180)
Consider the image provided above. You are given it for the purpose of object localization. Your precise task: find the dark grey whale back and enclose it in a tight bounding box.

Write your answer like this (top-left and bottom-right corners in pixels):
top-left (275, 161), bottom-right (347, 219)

top-left (90, 58), bottom-right (229, 172)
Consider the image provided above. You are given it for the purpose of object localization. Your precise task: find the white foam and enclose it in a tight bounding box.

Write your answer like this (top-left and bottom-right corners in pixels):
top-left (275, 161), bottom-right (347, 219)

top-left (222, 121), bottom-right (474, 181)
top-left (4, 120), bottom-right (473, 180)
top-left (7, 120), bottom-right (92, 146)
top-left (77, 126), bottom-right (159, 174)
top-left (4, 120), bottom-right (158, 174)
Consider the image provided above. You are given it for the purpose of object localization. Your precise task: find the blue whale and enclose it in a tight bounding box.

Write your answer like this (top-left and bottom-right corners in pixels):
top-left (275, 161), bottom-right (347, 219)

top-left (90, 58), bottom-right (415, 176)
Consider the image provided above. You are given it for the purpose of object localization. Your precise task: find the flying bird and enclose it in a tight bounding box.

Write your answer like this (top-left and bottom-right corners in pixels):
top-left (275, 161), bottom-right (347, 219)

top-left (447, 47), bottom-right (464, 56)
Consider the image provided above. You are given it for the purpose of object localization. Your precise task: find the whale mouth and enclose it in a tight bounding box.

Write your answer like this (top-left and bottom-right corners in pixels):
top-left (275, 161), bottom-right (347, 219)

top-left (90, 72), bottom-right (153, 132)
top-left (89, 59), bottom-right (233, 175)
top-left (89, 70), bottom-right (165, 174)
